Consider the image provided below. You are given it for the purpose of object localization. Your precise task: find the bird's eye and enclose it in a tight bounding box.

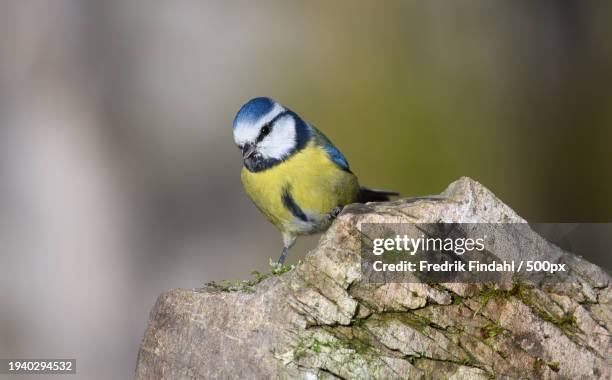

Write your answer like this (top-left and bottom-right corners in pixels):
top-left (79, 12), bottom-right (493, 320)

top-left (261, 125), bottom-right (270, 136)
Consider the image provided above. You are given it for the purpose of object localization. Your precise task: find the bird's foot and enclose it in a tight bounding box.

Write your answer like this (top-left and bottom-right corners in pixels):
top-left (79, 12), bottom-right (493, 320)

top-left (325, 206), bottom-right (343, 222)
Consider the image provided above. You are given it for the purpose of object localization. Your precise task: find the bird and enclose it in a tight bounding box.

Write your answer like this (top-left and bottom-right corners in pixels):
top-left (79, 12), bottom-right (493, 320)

top-left (232, 97), bottom-right (398, 264)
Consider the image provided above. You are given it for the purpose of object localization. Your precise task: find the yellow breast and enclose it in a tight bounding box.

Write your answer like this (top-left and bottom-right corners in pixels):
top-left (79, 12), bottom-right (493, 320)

top-left (241, 142), bottom-right (359, 234)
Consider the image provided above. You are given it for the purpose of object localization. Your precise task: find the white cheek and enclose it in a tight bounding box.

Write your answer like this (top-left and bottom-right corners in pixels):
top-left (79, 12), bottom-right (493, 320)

top-left (258, 117), bottom-right (296, 160)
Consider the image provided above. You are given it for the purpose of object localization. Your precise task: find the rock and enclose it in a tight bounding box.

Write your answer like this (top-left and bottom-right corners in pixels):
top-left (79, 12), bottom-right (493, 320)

top-left (135, 177), bottom-right (611, 379)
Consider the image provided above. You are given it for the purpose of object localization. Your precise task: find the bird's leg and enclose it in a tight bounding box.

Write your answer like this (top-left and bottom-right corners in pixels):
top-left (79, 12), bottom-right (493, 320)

top-left (278, 246), bottom-right (289, 265)
top-left (278, 233), bottom-right (297, 264)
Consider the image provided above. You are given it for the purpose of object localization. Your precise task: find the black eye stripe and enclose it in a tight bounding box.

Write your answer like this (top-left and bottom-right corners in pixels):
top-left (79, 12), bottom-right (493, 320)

top-left (256, 125), bottom-right (270, 142)
top-left (256, 111), bottom-right (290, 142)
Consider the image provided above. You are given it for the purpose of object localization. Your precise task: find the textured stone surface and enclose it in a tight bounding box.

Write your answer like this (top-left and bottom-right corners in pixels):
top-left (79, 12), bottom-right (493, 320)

top-left (136, 177), bottom-right (611, 379)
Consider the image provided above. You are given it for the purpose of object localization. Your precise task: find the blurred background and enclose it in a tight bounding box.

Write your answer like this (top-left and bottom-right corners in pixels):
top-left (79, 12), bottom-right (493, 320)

top-left (0, 1), bottom-right (610, 378)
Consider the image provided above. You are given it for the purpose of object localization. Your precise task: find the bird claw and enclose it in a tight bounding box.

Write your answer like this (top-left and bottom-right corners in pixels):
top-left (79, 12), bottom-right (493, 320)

top-left (326, 206), bottom-right (343, 221)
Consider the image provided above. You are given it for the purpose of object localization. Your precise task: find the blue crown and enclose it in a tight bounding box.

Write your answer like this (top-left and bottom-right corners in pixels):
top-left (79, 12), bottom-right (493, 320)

top-left (233, 97), bottom-right (276, 129)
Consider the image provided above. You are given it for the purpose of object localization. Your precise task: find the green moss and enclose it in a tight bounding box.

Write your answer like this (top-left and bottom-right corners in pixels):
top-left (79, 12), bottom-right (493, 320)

top-left (205, 259), bottom-right (300, 293)
top-left (474, 283), bottom-right (531, 316)
top-left (537, 312), bottom-right (578, 334)
top-left (347, 335), bottom-right (373, 355)
top-left (268, 258), bottom-right (299, 276)
top-left (483, 284), bottom-right (581, 339)
top-left (556, 315), bottom-right (578, 328)
top-left (457, 341), bottom-right (481, 368)
top-left (292, 338), bottom-right (308, 361)
top-left (409, 354), bottom-right (483, 374)
top-left (534, 357), bottom-right (545, 371)
top-left (548, 361), bottom-right (560, 372)
top-left (480, 286), bottom-right (514, 305)
top-left (350, 316), bottom-right (367, 327)
top-left (325, 327), bottom-right (374, 355)
top-left (457, 357), bottom-right (475, 366)
top-left (206, 279), bottom-right (257, 293)
top-left (318, 337), bottom-right (368, 355)
top-left (291, 327), bottom-right (375, 365)
top-left (497, 351), bottom-right (508, 359)
top-left (513, 285), bottom-right (579, 333)
top-left (429, 283), bottom-right (448, 292)
top-left (398, 313), bottom-right (434, 332)
top-left (483, 323), bottom-right (504, 339)
top-left (371, 311), bottom-right (440, 336)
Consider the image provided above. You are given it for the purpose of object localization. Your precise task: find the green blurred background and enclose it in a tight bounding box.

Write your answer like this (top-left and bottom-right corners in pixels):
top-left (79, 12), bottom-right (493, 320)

top-left (0, 1), bottom-right (610, 378)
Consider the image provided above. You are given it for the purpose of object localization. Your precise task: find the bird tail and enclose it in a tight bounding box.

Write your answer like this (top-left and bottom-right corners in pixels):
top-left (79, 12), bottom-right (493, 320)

top-left (358, 187), bottom-right (399, 203)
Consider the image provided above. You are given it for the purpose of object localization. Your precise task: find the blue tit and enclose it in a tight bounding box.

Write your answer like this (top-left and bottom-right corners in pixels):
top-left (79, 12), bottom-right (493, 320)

top-left (232, 97), bottom-right (398, 264)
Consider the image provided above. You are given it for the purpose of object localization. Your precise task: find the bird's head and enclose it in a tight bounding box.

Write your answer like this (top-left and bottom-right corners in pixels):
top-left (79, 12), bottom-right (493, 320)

top-left (232, 97), bottom-right (311, 172)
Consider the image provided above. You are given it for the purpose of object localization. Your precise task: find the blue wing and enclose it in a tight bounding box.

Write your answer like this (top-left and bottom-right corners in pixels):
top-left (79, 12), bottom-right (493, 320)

top-left (310, 127), bottom-right (351, 172)
top-left (323, 143), bottom-right (350, 171)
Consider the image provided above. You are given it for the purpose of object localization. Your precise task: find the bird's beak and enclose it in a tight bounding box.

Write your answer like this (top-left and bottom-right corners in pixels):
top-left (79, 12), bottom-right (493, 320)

top-left (241, 144), bottom-right (257, 159)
